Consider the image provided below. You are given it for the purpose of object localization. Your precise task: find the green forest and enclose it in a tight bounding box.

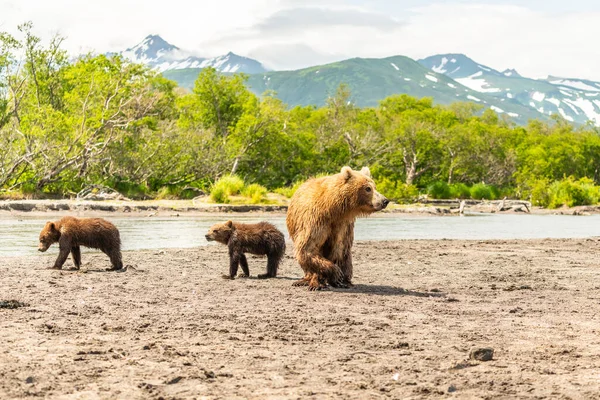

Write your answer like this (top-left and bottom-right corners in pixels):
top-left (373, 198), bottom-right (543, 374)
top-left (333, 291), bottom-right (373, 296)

top-left (1, 25), bottom-right (600, 208)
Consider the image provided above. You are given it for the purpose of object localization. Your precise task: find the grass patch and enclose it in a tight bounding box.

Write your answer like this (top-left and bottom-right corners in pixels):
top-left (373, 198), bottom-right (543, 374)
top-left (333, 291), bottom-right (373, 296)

top-left (242, 183), bottom-right (268, 204)
top-left (210, 175), bottom-right (245, 203)
top-left (274, 181), bottom-right (304, 198)
top-left (470, 183), bottom-right (497, 200)
top-left (427, 181), bottom-right (452, 199)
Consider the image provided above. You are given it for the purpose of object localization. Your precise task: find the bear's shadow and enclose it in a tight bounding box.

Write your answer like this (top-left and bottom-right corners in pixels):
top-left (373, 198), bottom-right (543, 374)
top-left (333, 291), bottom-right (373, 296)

top-left (330, 284), bottom-right (446, 298)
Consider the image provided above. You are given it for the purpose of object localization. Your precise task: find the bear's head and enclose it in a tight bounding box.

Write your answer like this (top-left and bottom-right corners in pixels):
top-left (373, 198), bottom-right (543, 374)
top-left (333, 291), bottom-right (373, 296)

top-left (339, 166), bottom-right (389, 214)
top-left (38, 221), bottom-right (61, 252)
top-left (205, 220), bottom-right (235, 244)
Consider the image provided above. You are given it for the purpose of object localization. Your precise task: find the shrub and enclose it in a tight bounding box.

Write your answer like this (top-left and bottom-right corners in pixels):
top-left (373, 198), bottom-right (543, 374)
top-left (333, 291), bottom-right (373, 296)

top-left (528, 179), bottom-right (551, 207)
top-left (155, 186), bottom-right (178, 200)
top-left (274, 181), bottom-right (304, 198)
top-left (105, 180), bottom-right (150, 200)
top-left (548, 177), bottom-right (599, 208)
top-left (210, 185), bottom-right (229, 203)
top-left (242, 183), bottom-right (268, 204)
top-left (470, 183), bottom-right (497, 200)
top-left (449, 183), bottom-right (471, 199)
top-left (427, 181), bottom-right (452, 199)
top-left (210, 175), bottom-right (245, 203)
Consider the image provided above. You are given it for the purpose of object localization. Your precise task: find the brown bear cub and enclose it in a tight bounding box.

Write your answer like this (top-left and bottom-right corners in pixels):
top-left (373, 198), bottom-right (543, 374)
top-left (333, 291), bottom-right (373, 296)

top-left (38, 216), bottom-right (123, 271)
top-left (286, 166), bottom-right (389, 291)
top-left (205, 221), bottom-right (285, 280)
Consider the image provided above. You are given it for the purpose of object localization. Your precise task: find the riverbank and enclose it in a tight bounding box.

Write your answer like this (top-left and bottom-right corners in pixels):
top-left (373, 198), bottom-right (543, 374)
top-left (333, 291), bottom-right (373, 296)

top-left (1, 198), bottom-right (599, 217)
top-left (2, 238), bottom-right (600, 398)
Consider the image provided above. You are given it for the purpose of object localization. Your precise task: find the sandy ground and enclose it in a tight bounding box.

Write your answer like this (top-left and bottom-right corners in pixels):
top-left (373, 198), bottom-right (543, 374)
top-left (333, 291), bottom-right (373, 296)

top-left (2, 239), bottom-right (600, 399)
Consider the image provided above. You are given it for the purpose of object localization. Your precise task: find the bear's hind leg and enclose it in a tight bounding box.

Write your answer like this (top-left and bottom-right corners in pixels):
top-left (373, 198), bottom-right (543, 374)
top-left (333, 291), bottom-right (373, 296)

top-left (71, 245), bottom-right (82, 269)
top-left (105, 249), bottom-right (123, 271)
top-left (258, 253), bottom-right (280, 279)
top-left (238, 254), bottom-right (250, 278)
top-left (292, 272), bottom-right (311, 286)
top-left (308, 273), bottom-right (327, 291)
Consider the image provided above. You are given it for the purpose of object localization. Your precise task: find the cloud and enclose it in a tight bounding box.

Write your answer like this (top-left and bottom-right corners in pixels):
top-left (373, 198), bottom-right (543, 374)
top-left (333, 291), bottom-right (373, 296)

top-left (255, 7), bottom-right (403, 34)
top-left (0, 1), bottom-right (599, 80)
top-left (400, 3), bottom-right (600, 80)
top-left (202, 5), bottom-right (405, 69)
top-left (248, 43), bottom-right (346, 71)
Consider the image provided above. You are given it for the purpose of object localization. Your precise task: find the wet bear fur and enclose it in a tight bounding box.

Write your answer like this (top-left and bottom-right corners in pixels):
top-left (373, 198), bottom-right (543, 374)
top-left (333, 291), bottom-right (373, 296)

top-left (205, 221), bottom-right (286, 279)
top-left (38, 216), bottom-right (123, 271)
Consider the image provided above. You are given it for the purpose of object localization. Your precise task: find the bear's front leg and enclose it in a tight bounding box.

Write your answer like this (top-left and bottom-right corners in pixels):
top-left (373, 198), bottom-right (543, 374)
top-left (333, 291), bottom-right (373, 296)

top-left (340, 251), bottom-right (354, 287)
top-left (52, 239), bottom-right (71, 270)
top-left (339, 222), bottom-right (354, 287)
top-left (224, 245), bottom-right (241, 279)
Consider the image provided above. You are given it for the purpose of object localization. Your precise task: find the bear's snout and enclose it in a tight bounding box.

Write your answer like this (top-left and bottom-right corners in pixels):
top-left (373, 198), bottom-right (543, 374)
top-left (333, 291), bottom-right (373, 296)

top-left (205, 234), bottom-right (213, 241)
top-left (372, 192), bottom-right (389, 211)
top-left (38, 243), bottom-right (48, 252)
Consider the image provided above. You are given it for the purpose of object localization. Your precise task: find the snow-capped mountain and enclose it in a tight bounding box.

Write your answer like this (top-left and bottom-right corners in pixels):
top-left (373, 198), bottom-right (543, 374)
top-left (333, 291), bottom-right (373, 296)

top-left (113, 37), bottom-right (600, 126)
top-left (419, 54), bottom-right (600, 125)
top-left (118, 35), bottom-right (268, 74)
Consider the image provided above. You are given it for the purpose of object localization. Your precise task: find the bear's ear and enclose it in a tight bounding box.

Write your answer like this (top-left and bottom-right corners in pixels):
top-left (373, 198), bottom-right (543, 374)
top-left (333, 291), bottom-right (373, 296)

top-left (46, 222), bottom-right (56, 231)
top-left (360, 167), bottom-right (372, 178)
top-left (341, 166), bottom-right (353, 181)
top-left (225, 220), bottom-right (233, 229)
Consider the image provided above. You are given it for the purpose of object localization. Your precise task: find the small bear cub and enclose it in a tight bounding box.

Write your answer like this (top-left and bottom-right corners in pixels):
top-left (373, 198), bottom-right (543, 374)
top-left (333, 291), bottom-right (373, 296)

top-left (205, 220), bottom-right (285, 279)
top-left (38, 216), bottom-right (123, 271)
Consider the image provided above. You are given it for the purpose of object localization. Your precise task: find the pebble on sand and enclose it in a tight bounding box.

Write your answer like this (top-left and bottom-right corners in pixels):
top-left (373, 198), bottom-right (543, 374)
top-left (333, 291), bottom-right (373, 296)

top-left (469, 347), bottom-right (494, 361)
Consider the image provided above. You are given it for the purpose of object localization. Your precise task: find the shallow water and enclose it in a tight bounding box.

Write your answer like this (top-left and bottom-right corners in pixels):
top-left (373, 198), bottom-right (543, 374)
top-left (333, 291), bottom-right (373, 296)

top-left (2, 213), bottom-right (599, 257)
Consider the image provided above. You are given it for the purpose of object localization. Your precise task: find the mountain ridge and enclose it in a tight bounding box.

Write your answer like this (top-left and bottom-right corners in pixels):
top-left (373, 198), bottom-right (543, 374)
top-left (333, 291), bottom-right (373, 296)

top-left (114, 35), bottom-right (600, 126)
top-left (118, 35), bottom-right (268, 74)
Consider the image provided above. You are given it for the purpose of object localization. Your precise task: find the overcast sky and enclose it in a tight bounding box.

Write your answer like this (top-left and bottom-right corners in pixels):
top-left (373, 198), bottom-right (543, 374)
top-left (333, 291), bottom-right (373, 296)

top-left (1, 0), bottom-right (598, 80)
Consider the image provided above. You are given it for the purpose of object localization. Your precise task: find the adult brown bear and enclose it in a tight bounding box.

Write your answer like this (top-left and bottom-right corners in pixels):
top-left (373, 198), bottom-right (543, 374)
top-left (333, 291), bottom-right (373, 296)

top-left (286, 166), bottom-right (389, 290)
top-left (38, 216), bottom-right (123, 271)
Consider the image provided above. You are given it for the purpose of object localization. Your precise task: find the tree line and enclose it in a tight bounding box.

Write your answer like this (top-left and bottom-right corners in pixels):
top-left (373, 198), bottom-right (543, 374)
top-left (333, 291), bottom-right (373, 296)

top-left (1, 25), bottom-right (600, 207)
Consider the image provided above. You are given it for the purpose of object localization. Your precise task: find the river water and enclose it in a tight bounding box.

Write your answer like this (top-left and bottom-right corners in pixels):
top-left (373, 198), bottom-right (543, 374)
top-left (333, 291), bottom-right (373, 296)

top-left (2, 213), bottom-right (599, 257)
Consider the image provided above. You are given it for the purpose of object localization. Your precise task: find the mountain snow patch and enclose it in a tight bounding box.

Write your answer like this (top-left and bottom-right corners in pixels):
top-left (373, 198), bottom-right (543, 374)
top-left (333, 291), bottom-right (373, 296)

top-left (546, 98), bottom-right (560, 107)
top-left (447, 83), bottom-right (456, 88)
top-left (532, 92), bottom-right (546, 102)
top-left (467, 95), bottom-right (482, 102)
top-left (390, 63), bottom-right (400, 71)
top-left (507, 93), bottom-right (513, 99)
top-left (432, 57), bottom-right (449, 73)
top-left (425, 74), bottom-right (438, 82)
top-left (564, 98), bottom-right (600, 123)
top-left (456, 72), bottom-right (501, 93)
top-left (508, 112), bottom-right (519, 117)
top-left (491, 106), bottom-right (504, 113)
top-left (552, 80), bottom-right (600, 92)
top-left (560, 90), bottom-right (574, 97)
top-left (558, 108), bottom-right (574, 122)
